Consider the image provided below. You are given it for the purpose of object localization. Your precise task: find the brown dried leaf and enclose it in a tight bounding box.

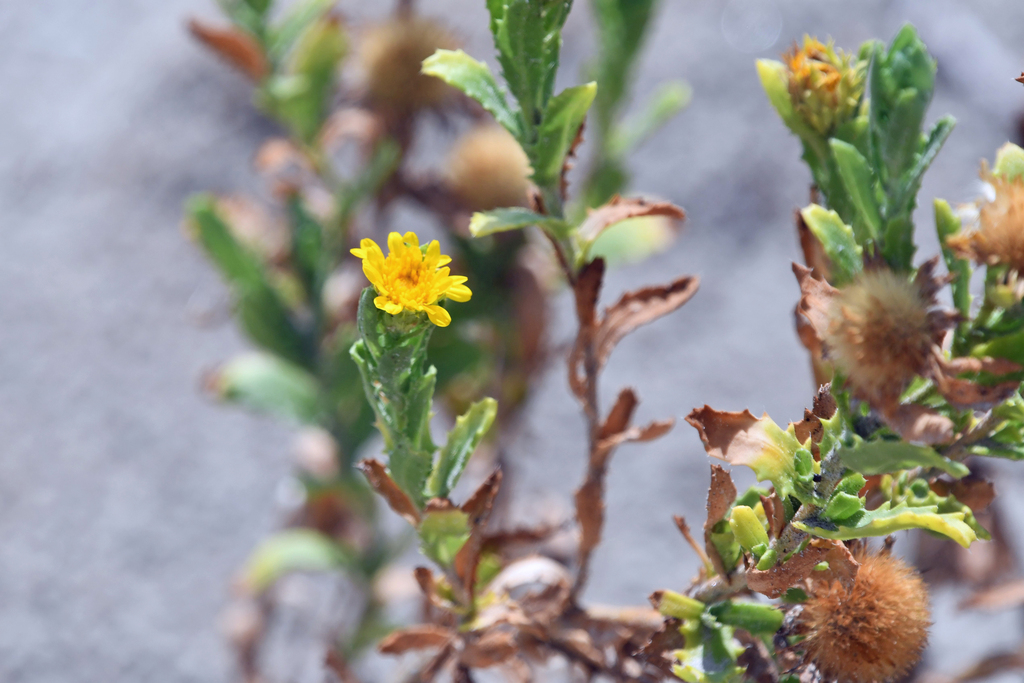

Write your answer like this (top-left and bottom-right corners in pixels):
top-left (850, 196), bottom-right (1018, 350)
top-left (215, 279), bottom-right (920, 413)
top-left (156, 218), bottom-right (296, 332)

top-left (255, 138), bottom-right (312, 175)
top-left (960, 579), bottom-right (1024, 611)
top-left (325, 648), bottom-right (360, 683)
top-left (378, 625), bottom-right (453, 654)
top-left (568, 259), bottom-right (605, 399)
top-left (932, 476), bottom-right (996, 513)
top-left (704, 465), bottom-right (737, 576)
top-left (600, 388), bottom-right (639, 440)
top-left (461, 631), bottom-right (518, 668)
top-left (560, 122), bottom-right (586, 200)
top-left (885, 403), bottom-right (955, 445)
top-left (577, 195), bottom-right (686, 243)
top-left (934, 374), bottom-right (1021, 411)
top-left (796, 209), bottom-right (832, 281)
top-left (760, 493), bottom-right (786, 540)
top-left (793, 262), bottom-right (839, 341)
top-left (358, 459), bottom-right (420, 526)
top-left (595, 275), bottom-right (699, 370)
top-left (944, 356), bottom-right (1023, 376)
top-left (637, 618), bottom-right (686, 678)
top-left (686, 406), bottom-right (783, 471)
top-left (574, 478), bottom-right (604, 578)
top-left (188, 19), bottom-right (268, 80)
top-left (455, 470), bottom-right (503, 598)
top-left (318, 108), bottom-right (383, 150)
top-left (747, 539), bottom-right (858, 598)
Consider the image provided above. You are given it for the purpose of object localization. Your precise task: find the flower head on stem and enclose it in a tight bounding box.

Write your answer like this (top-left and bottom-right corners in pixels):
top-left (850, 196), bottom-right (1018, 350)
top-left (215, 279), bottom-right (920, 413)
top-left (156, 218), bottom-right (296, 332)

top-left (351, 231), bottom-right (471, 327)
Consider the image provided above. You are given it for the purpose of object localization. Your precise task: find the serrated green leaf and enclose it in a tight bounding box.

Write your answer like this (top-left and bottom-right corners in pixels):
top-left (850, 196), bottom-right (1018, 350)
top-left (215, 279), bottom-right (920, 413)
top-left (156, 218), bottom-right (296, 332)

top-left (794, 501), bottom-right (977, 548)
top-left (468, 207), bottom-right (569, 238)
top-left (837, 440), bottom-right (969, 478)
top-left (532, 82), bottom-right (597, 187)
top-left (213, 352), bottom-right (320, 423)
top-left (424, 398), bottom-right (498, 499)
top-left (421, 49), bottom-right (521, 137)
top-left (830, 139), bottom-right (881, 241)
top-left (800, 204), bottom-right (863, 285)
top-left (243, 529), bottom-right (353, 592)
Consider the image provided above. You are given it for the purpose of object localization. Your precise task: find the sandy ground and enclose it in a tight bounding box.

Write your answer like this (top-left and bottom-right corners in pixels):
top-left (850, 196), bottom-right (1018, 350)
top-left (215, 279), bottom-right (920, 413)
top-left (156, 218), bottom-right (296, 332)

top-left (3, 0), bottom-right (1024, 681)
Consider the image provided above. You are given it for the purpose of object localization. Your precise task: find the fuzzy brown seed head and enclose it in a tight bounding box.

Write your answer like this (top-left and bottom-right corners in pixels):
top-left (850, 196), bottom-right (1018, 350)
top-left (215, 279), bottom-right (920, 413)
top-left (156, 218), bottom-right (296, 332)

top-left (359, 17), bottom-right (457, 114)
top-left (446, 126), bottom-right (531, 212)
top-left (948, 168), bottom-right (1024, 273)
top-left (801, 553), bottom-right (930, 683)
top-left (824, 269), bottom-right (934, 404)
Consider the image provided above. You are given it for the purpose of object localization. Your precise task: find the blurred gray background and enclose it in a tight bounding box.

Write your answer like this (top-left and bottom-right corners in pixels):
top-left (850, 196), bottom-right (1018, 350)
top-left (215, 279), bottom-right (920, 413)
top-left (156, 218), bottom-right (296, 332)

top-left (4, 0), bottom-right (1024, 681)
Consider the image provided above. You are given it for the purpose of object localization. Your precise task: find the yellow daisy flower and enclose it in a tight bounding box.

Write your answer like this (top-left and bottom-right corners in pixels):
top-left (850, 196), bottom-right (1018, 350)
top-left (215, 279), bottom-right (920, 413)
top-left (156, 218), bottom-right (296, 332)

top-left (350, 232), bottom-right (471, 327)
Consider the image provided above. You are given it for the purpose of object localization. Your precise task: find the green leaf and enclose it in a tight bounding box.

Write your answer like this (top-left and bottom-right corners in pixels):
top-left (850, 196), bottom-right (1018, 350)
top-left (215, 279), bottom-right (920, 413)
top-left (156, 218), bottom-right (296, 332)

top-left (800, 204), bottom-right (863, 285)
top-left (487, 0), bottom-right (574, 142)
top-left (425, 398), bottom-right (498, 499)
top-left (418, 508), bottom-right (471, 567)
top-left (654, 590), bottom-right (705, 619)
top-left (935, 198), bottom-right (972, 320)
top-left (212, 352), bottom-right (320, 423)
top-left (829, 139), bottom-right (881, 241)
top-left (266, 0), bottom-right (335, 64)
top-left (421, 49), bottom-right (521, 137)
top-left (532, 82), bottom-right (597, 187)
top-left (587, 215), bottom-right (677, 267)
top-left (609, 80), bottom-right (691, 157)
top-left (728, 505), bottom-right (769, 555)
top-left (187, 195), bottom-right (312, 368)
top-left (707, 602), bottom-right (783, 635)
top-left (589, 0), bottom-right (657, 127)
top-left (468, 207), bottom-right (570, 238)
top-left (795, 501), bottom-right (977, 548)
top-left (243, 529), bottom-right (353, 592)
top-left (837, 440), bottom-right (969, 478)
top-left (973, 328), bottom-right (1024, 366)
top-left (756, 59), bottom-right (820, 147)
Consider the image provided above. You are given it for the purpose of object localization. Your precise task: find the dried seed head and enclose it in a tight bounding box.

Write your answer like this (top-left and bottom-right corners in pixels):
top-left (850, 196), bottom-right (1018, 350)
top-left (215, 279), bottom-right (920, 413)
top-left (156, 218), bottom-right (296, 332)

top-left (824, 269), bottom-right (934, 404)
top-left (948, 165), bottom-right (1024, 273)
top-left (446, 126), bottom-right (531, 212)
top-left (783, 36), bottom-right (866, 136)
top-left (801, 553), bottom-right (930, 683)
top-left (359, 17), bottom-right (457, 114)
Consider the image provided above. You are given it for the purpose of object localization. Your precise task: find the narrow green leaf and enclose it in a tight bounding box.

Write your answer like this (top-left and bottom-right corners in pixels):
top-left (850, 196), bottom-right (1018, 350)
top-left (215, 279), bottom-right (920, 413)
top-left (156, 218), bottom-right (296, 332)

top-left (837, 440), bottom-right (970, 478)
top-left (418, 508), bottom-right (471, 567)
top-left (654, 590), bottom-right (705, 620)
top-left (212, 352), bottom-right (320, 423)
top-left (468, 207), bottom-right (569, 238)
top-left (532, 82), bottom-right (597, 187)
top-left (609, 80), bottom-right (691, 157)
top-left (795, 501), bottom-right (977, 548)
top-left (266, 0), bottom-right (335, 64)
top-left (425, 398), bottom-right (498, 499)
top-left (829, 138), bottom-right (881, 241)
top-left (973, 328), bottom-right (1024, 366)
top-left (800, 204), bottom-right (863, 284)
top-left (243, 529), bottom-right (353, 592)
top-left (707, 602), bottom-right (783, 635)
top-left (934, 198), bottom-right (971, 319)
top-left (421, 49), bottom-right (521, 137)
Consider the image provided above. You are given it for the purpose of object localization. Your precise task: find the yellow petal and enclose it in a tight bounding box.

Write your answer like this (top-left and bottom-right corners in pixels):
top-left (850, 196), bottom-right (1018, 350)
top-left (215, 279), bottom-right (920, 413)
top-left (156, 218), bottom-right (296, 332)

top-left (404, 232), bottom-right (420, 249)
top-left (373, 295), bottom-right (390, 311)
top-left (425, 305), bottom-right (451, 327)
top-left (445, 284), bottom-right (472, 302)
top-left (387, 232), bottom-right (404, 254)
top-left (383, 301), bottom-right (404, 315)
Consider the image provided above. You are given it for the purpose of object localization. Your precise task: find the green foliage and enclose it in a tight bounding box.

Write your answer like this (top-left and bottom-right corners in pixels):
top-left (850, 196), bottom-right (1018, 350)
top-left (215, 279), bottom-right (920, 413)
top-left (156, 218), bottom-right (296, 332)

top-left (187, 195), bottom-right (313, 369)
top-left (795, 500), bottom-right (977, 548)
top-left (468, 207), bottom-right (570, 238)
top-left (800, 204), bottom-right (863, 285)
top-left (421, 50), bottom-right (521, 136)
top-left (837, 440), bottom-right (970, 478)
top-left (243, 529), bottom-right (354, 592)
top-left (425, 398), bottom-right (498, 499)
top-left (934, 198), bottom-right (972, 322)
top-left (213, 352), bottom-right (321, 423)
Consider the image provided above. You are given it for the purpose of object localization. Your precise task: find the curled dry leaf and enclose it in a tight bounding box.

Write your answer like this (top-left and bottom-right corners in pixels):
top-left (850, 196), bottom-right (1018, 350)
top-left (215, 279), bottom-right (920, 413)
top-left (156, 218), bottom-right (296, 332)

top-left (577, 195), bottom-right (686, 243)
top-left (600, 389), bottom-right (639, 440)
top-left (357, 459), bottom-right (421, 526)
top-left (932, 476), bottom-right (996, 513)
top-left (568, 259), bottom-right (605, 400)
top-left (378, 624), bottom-right (453, 654)
top-left (704, 465), bottom-right (737, 576)
top-left (188, 19), bottom-right (268, 81)
top-left (674, 515), bottom-right (711, 569)
top-left (888, 404), bottom-right (955, 445)
top-left (746, 539), bottom-right (859, 599)
top-left (454, 470), bottom-right (503, 599)
top-left (461, 630), bottom-right (519, 668)
top-left (760, 493), bottom-right (786, 540)
top-left (594, 275), bottom-right (699, 371)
